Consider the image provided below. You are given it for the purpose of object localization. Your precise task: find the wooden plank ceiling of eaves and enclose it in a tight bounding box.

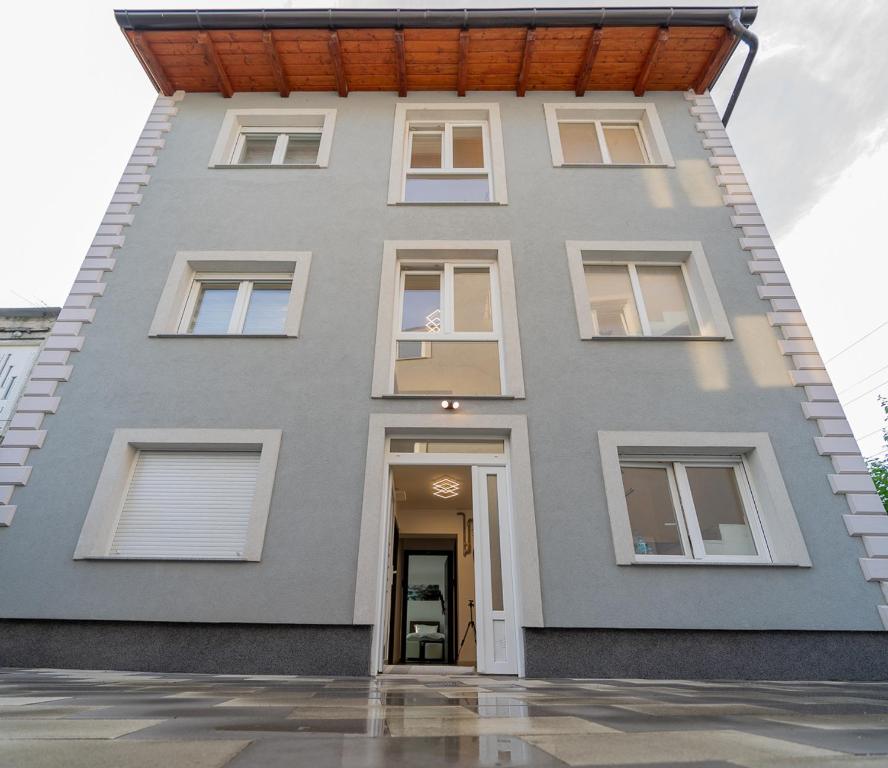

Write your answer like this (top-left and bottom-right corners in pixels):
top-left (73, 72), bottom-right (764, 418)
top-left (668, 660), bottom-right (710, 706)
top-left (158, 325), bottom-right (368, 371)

top-left (126, 25), bottom-right (734, 97)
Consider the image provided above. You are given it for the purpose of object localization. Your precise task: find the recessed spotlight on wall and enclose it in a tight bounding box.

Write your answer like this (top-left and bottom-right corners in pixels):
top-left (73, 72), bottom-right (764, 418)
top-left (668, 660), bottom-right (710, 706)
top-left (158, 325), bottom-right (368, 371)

top-left (441, 400), bottom-right (460, 410)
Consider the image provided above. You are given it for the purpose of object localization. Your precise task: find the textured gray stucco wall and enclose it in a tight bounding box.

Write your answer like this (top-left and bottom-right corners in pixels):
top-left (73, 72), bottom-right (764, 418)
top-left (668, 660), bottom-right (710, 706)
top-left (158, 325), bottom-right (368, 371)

top-left (0, 90), bottom-right (881, 631)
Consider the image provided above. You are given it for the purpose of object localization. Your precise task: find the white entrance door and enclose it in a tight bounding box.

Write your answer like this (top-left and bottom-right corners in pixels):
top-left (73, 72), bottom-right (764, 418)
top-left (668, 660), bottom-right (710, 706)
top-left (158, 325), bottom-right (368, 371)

top-left (473, 466), bottom-right (518, 675)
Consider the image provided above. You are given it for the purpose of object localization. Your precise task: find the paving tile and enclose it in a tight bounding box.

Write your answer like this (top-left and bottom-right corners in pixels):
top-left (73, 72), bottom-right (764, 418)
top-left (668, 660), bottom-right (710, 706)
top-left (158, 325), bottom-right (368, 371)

top-left (0, 696), bottom-right (71, 706)
top-left (215, 694), bottom-right (318, 707)
top-left (0, 719), bottom-right (163, 739)
top-left (759, 714), bottom-right (888, 730)
top-left (387, 715), bottom-right (618, 737)
top-left (523, 729), bottom-right (844, 766)
top-left (225, 735), bottom-right (567, 767)
top-left (614, 703), bottom-right (784, 717)
top-left (0, 705), bottom-right (103, 719)
top-left (734, 721), bottom-right (888, 757)
top-left (217, 718), bottom-right (388, 735)
top-left (0, 739), bottom-right (250, 768)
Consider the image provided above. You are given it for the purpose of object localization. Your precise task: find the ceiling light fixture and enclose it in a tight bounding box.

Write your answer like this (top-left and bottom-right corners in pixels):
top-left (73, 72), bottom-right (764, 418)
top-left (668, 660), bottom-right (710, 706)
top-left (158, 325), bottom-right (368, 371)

top-left (441, 400), bottom-right (460, 410)
top-left (432, 476), bottom-right (460, 499)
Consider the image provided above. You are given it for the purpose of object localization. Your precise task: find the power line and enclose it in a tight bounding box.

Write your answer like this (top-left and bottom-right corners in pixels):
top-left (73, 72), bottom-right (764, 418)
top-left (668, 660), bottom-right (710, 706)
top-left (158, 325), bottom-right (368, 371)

top-left (825, 320), bottom-right (888, 363)
top-left (837, 363), bottom-right (888, 395)
top-left (843, 379), bottom-right (888, 406)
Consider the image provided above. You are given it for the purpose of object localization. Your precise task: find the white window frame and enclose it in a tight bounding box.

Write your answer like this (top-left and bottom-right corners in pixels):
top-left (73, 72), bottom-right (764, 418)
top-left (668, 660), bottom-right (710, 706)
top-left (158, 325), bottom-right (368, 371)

top-left (230, 126), bottom-right (325, 167)
top-left (566, 241), bottom-right (733, 340)
top-left (209, 108), bottom-right (336, 169)
top-left (388, 103), bottom-right (508, 205)
top-left (73, 428), bottom-right (282, 562)
top-left (556, 118), bottom-right (651, 165)
top-left (178, 274), bottom-right (294, 335)
top-left (402, 120), bottom-right (493, 203)
top-left (371, 241), bottom-right (525, 398)
top-left (620, 455), bottom-right (771, 565)
top-left (583, 260), bottom-right (703, 338)
top-left (148, 251), bottom-right (312, 338)
top-left (544, 102), bottom-right (674, 168)
top-left (598, 431), bottom-right (812, 568)
top-left (392, 259), bottom-right (504, 394)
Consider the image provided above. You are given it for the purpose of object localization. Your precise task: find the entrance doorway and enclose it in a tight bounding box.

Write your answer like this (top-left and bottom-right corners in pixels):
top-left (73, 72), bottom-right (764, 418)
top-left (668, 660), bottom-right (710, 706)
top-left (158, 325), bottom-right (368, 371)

top-left (388, 466), bottom-right (474, 668)
top-left (377, 438), bottom-right (521, 676)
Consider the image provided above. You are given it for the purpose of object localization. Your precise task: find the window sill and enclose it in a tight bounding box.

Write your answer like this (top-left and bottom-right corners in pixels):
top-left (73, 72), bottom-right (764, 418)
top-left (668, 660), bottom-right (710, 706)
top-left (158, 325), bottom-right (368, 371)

top-left (377, 394), bottom-right (520, 400)
top-left (622, 559), bottom-right (805, 567)
top-left (391, 201), bottom-right (506, 206)
top-left (557, 163), bottom-right (673, 169)
top-left (76, 555), bottom-right (257, 562)
top-left (582, 335), bottom-right (730, 342)
top-left (150, 334), bottom-right (294, 339)
top-left (210, 164), bottom-right (323, 170)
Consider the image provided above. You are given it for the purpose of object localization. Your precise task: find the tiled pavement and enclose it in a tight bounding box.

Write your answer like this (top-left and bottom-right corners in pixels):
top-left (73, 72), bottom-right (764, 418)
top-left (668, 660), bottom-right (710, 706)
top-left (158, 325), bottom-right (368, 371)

top-left (1, 669), bottom-right (888, 766)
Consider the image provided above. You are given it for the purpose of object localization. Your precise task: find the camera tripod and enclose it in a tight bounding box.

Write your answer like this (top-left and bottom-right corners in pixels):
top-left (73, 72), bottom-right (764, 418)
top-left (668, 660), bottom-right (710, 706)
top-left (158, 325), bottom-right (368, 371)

top-left (456, 599), bottom-right (477, 661)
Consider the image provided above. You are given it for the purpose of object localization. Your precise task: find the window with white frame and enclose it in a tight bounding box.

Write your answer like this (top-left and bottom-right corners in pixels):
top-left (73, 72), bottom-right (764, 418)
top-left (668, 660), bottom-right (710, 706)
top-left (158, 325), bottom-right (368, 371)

top-left (180, 275), bottom-right (293, 335)
top-left (388, 104), bottom-right (508, 205)
top-left (597, 431), bottom-right (812, 568)
top-left (148, 251), bottom-right (312, 339)
top-left (208, 109), bottom-right (336, 168)
top-left (394, 260), bottom-right (502, 395)
top-left (559, 120), bottom-right (650, 165)
top-left (584, 262), bottom-right (700, 337)
top-left (404, 121), bottom-right (492, 202)
top-left (566, 242), bottom-right (733, 340)
top-left (619, 456), bottom-right (770, 563)
top-left (74, 429), bottom-right (282, 562)
top-left (544, 103), bottom-right (674, 168)
top-left (232, 128), bottom-right (323, 166)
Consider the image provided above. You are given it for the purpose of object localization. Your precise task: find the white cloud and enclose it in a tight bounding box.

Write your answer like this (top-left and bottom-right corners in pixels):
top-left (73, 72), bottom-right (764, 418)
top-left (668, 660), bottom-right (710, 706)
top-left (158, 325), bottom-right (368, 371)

top-left (779, 138), bottom-right (888, 457)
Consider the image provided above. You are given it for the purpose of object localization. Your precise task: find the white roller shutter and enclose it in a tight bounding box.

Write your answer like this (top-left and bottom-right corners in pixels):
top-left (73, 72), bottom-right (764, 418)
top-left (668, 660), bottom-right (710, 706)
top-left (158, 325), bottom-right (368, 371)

top-left (111, 450), bottom-right (260, 559)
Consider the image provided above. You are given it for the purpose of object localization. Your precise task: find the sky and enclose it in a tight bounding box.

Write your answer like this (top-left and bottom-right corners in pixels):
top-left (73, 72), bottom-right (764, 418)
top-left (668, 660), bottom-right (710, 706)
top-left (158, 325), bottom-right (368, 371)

top-left (1, 0), bottom-right (887, 458)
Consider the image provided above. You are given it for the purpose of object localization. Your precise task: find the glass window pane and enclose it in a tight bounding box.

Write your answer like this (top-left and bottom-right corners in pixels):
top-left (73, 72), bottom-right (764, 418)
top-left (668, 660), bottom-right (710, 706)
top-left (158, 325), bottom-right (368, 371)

top-left (242, 283), bottom-right (291, 334)
top-left (558, 122), bottom-right (602, 164)
top-left (486, 474), bottom-right (504, 612)
top-left (394, 341), bottom-right (501, 395)
top-left (584, 265), bottom-right (642, 336)
top-left (636, 265), bottom-right (698, 336)
top-left (621, 466), bottom-right (686, 556)
top-left (686, 466), bottom-right (758, 557)
top-left (283, 133), bottom-right (321, 164)
top-left (452, 126), bottom-right (485, 168)
top-left (401, 273), bottom-right (442, 333)
top-left (603, 125), bottom-right (647, 164)
top-left (410, 132), bottom-right (443, 169)
top-left (454, 268), bottom-right (493, 332)
top-left (389, 439), bottom-right (505, 454)
top-left (188, 283), bottom-right (239, 334)
top-left (239, 134), bottom-right (277, 164)
top-left (404, 175), bottom-right (490, 203)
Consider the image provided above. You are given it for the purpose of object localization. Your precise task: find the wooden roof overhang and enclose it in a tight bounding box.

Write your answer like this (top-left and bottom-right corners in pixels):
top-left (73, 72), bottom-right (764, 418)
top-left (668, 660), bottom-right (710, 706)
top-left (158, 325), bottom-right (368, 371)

top-left (116, 6), bottom-right (757, 98)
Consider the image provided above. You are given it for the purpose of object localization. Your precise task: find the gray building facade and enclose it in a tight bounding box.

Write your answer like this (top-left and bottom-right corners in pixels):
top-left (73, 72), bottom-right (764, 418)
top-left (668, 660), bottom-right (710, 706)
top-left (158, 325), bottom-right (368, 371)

top-left (1, 6), bottom-right (886, 679)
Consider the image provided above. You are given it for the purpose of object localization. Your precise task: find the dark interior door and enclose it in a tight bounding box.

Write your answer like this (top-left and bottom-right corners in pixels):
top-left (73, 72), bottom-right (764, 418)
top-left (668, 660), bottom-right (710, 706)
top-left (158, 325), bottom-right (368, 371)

top-left (400, 548), bottom-right (455, 664)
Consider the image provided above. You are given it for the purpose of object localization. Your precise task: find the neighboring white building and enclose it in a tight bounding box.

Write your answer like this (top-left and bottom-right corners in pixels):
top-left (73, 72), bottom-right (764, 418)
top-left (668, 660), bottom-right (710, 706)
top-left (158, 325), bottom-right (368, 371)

top-left (0, 308), bottom-right (59, 436)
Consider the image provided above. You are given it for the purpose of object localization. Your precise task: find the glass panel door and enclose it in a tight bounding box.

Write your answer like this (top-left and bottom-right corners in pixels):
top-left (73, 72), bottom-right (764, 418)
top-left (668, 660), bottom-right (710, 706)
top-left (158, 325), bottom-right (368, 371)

top-left (473, 467), bottom-right (518, 674)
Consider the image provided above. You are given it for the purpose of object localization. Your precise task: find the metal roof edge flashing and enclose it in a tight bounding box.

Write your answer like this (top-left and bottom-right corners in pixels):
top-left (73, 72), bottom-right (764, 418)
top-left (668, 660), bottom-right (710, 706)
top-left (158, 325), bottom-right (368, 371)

top-left (114, 6), bottom-right (758, 31)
